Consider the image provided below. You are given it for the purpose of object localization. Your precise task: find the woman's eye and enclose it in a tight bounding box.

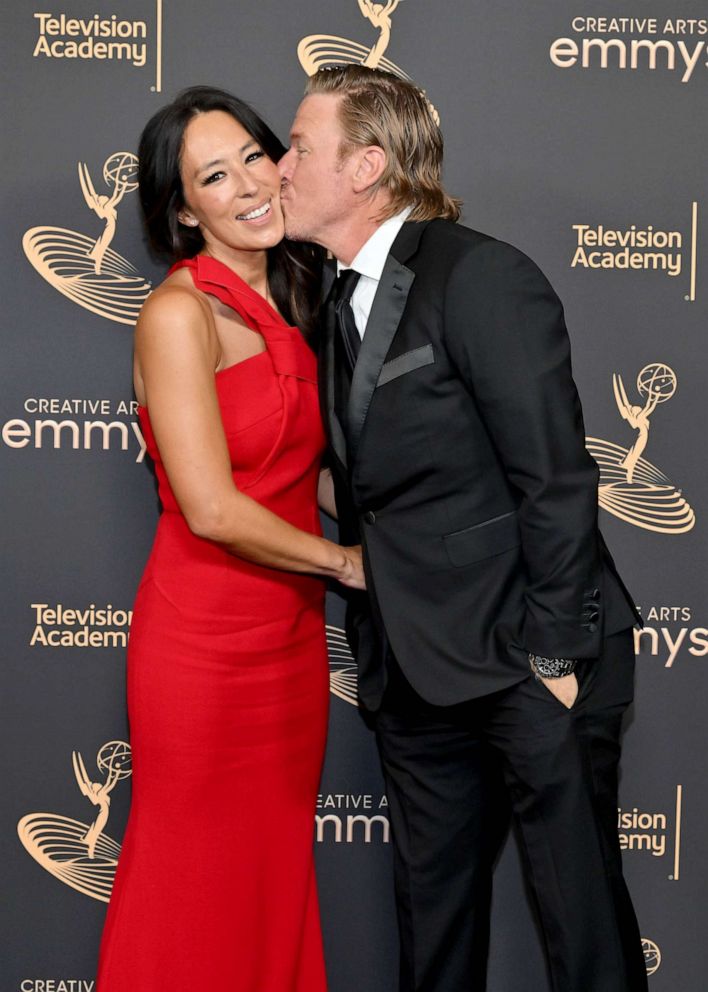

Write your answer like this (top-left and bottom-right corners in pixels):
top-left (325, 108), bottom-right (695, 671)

top-left (202, 171), bottom-right (225, 185)
top-left (245, 150), bottom-right (265, 164)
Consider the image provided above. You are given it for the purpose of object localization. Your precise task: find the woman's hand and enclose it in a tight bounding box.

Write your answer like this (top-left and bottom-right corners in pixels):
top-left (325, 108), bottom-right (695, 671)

top-left (337, 546), bottom-right (366, 590)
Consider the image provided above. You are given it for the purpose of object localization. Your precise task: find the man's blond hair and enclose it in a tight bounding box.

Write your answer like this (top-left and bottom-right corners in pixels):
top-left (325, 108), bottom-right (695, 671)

top-left (305, 66), bottom-right (461, 222)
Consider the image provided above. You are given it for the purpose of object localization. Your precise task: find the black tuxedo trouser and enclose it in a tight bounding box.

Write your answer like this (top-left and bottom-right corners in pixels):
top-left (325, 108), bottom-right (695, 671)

top-left (375, 629), bottom-right (648, 992)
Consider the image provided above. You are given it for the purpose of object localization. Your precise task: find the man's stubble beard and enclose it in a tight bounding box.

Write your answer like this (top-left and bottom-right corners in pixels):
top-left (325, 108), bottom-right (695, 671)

top-left (281, 206), bottom-right (313, 245)
top-left (283, 222), bottom-right (310, 244)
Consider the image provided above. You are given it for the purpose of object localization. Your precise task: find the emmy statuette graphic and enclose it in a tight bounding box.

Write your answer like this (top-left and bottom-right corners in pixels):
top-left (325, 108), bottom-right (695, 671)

top-left (72, 748), bottom-right (123, 859)
top-left (586, 363), bottom-right (694, 533)
top-left (298, 0), bottom-right (439, 123)
top-left (358, 0), bottom-right (403, 68)
top-left (18, 741), bottom-right (132, 902)
top-left (23, 152), bottom-right (151, 326)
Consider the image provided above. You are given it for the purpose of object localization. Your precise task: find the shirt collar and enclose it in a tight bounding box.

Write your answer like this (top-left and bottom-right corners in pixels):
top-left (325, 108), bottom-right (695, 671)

top-left (336, 205), bottom-right (413, 282)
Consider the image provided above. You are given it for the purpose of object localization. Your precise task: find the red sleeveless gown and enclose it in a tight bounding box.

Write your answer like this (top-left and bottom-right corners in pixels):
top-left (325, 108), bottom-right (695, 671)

top-left (96, 255), bottom-right (329, 991)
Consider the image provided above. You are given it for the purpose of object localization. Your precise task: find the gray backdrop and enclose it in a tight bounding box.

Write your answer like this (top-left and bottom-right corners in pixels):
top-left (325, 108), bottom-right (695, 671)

top-left (2, 1), bottom-right (706, 990)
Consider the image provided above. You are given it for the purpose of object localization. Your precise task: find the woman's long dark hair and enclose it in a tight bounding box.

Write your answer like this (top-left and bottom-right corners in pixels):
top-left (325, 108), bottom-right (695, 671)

top-left (137, 86), bottom-right (323, 338)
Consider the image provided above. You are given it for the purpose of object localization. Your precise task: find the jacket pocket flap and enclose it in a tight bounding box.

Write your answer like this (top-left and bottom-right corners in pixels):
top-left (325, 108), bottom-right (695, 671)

top-left (377, 344), bottom-right (434, 387)
top-left (443, 510), bottom-right (520, 567)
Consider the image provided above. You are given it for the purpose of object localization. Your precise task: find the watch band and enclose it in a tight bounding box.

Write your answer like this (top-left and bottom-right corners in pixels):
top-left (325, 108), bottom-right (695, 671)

top-left (528, 653), bottom-right (578, 679)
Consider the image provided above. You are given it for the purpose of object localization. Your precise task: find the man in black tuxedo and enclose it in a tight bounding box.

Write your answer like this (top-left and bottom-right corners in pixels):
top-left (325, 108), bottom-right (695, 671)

top-left (280, 65), bottom-right (647, 992)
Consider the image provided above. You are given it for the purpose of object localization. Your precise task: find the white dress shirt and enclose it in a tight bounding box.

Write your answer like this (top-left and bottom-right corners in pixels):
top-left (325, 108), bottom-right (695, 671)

top-left (336, 206), bottom-right (413, 339)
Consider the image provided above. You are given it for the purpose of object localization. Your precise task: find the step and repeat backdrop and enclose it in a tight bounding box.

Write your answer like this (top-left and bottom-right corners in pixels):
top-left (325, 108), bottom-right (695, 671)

top-left (2, 2), bottom-right (706, 990)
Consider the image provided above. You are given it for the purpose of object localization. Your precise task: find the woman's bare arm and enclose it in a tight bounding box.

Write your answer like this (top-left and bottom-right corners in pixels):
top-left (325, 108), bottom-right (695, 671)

top-left (134, 286), bottom-right (364, 588)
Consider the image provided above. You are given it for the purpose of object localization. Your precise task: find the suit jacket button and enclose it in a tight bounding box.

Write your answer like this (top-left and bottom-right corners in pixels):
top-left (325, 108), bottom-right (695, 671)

top-left (587, 588), bottom-right (601, 601)
top-left (585, 622), bottom-right (598, 633)
top-left (364, 511), bottom-right (376, 524)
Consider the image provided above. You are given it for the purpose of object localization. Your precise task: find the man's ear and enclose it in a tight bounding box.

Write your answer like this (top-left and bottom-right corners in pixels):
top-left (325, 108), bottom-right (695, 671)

top-left (352, 145), bottom-right (387, 194)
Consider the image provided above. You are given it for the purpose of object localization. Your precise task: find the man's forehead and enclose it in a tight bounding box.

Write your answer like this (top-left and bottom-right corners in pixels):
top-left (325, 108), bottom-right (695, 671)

top-left (291, 93), bottom-right (341, 138)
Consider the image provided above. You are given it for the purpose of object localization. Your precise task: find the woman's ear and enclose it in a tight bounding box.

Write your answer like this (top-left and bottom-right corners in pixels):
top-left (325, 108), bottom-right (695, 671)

top-left (177, 210), bottom-right (199, 227)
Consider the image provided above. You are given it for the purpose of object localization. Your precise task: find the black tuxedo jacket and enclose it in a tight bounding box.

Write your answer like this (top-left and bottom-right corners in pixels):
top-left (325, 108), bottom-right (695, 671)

top-left (320, 219), bottom-right (639, 710)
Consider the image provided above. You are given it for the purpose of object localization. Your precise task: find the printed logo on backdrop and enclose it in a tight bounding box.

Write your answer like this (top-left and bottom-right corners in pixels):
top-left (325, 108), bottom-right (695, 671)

top-left (642, 938), bottom-right (662, 976)
top-left (327, 625), bottom-right (358, 705)
top-left (2, 397), bottom-right (146, 462)
top-left (586, 363), bottom-right (695, 533)
top-left (19, 980), bottom-right (94, 991)
top-left (23, 152), bottom-right (151, 326)
top-left (570, 203), bottom-right (699, 302)
top-left (635, 605), bottom-right (708, 668)
top-left (32, 1), bottom-right (163, 91)
top-left (317, 791), bottom-right (389, 845)
top-left (618, 785), bottom-right (683, 881)
top-left (550, 16), bottom-right (708, 83)
top-left (18, 742), bottom-right (132, 902)
top-left (298, 0), bottom-right (440, 122)
top-left (29, 603), bottom-right (133, 647)
top-left (323, 629), bottom-right (392, 844)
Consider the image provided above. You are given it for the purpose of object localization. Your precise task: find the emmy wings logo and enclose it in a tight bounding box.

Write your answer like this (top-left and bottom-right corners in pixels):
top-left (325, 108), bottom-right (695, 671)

top-left (298, 0), bottom-right (439, 122)
top-left (23, 151), bottom-right (151, 326)
top-left (586, 363), bottom-right (695, 534)
top-left (18, 741), bottom-right (132, 902)
top-left (642, 938), bottom-right (661, 976)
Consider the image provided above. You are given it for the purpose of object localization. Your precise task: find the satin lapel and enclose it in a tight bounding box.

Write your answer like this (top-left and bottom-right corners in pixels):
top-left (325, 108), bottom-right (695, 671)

top-left (321, 286), bottom-right (349, 471)
top-left (346, 254), bottom-right (415, 458)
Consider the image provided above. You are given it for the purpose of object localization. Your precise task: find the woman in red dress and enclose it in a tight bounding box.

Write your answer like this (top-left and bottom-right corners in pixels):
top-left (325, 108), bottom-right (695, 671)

top-left (95, 87), bottom-right (363, 991)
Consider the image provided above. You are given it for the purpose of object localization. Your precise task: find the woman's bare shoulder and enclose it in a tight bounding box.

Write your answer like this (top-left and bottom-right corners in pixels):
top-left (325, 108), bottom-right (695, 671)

top-left (135, 269), bottom-right (214, 350)
top-left (134, 267), bottom-right (219, 382)
top-left (138, 268), bottom-right (211, 329)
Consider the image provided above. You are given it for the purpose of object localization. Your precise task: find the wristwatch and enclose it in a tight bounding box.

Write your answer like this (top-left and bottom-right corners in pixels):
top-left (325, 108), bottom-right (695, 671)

top-left (528, 653), bottom-right (577, 679)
